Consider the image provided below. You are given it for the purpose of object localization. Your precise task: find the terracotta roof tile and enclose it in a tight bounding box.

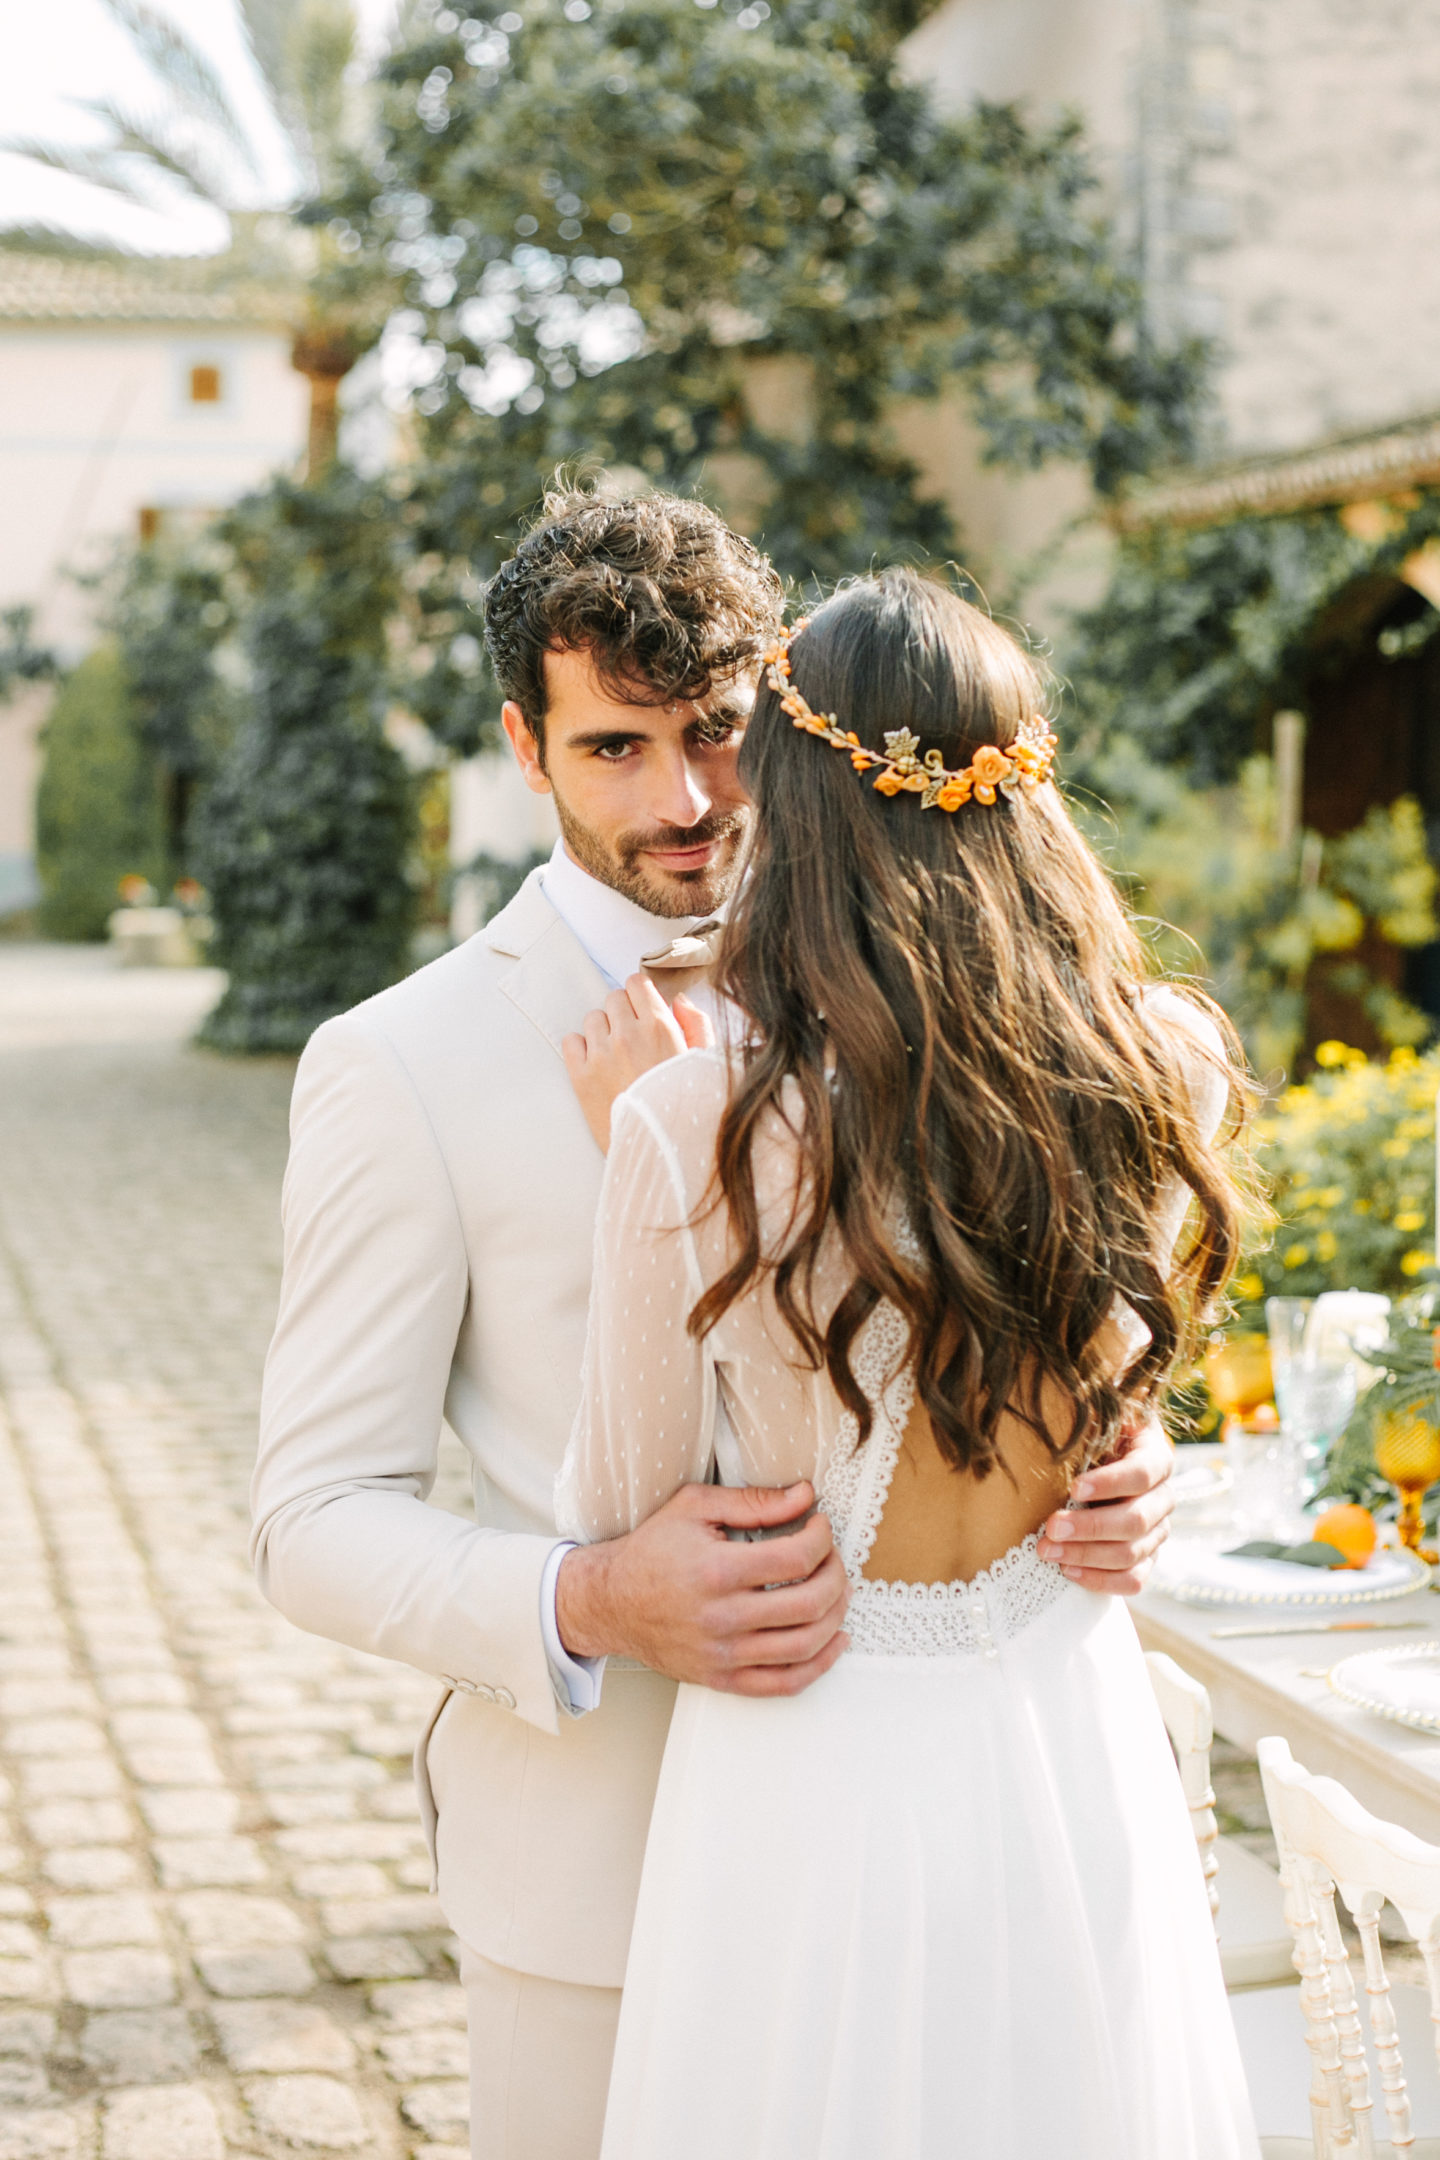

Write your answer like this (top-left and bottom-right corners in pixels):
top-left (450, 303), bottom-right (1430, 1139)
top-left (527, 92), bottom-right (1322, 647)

top-left (0, 252), bottom-right (293, 328)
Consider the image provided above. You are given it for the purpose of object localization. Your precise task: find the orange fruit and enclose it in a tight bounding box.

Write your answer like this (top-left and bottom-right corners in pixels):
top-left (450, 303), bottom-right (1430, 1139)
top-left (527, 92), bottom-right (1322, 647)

top-left (1312, 1504), bottom-right (1378, 1570)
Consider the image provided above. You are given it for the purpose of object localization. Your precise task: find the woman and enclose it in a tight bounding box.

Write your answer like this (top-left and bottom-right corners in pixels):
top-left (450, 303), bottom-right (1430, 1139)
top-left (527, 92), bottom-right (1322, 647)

top-left (555, 571), bottom-right (1259, 2158)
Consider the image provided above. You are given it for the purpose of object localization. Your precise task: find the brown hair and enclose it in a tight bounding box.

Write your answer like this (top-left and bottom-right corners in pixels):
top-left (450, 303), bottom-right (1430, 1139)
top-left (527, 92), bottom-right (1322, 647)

top-left (482, 488), bottom-right (784, 751)
top-left (693, 569), bottom-right (1250, 1476)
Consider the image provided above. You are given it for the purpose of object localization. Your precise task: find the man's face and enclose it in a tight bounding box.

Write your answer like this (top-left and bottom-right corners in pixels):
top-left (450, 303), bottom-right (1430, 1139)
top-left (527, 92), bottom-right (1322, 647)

top-left (502, 645), bottom-right (754, 919)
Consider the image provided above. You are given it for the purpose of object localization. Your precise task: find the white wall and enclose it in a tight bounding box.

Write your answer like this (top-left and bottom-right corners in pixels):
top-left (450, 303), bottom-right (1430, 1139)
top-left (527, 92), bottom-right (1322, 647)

top-left (0, 320), bottom-right (307, 911)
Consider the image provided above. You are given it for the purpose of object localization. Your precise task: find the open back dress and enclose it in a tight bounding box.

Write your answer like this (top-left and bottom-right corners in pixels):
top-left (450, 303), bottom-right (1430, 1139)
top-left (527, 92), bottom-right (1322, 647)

top-left (555, 996), bottom-right (1259, 2160)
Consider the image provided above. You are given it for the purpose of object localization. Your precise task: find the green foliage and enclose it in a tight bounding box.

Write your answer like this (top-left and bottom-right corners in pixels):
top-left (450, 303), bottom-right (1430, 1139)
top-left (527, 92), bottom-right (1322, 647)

top-left (0, 605), bottom-right (56, 700)
top-left (1084, 749), bottom-right (1438, 1077)
top-left (1320, 1294), bottom-right (1440, 1511)
top-left (195, 470), bottom-right (416, 1054)
top-left (1066, 492), bottom-right (1440, 785)
top-left (336, 0), bottom-right (1202, 752)
top-left (34, 648), bottom-right (166, 941)
top-left (1232, 1044), bottom-right (1440, 1322)
top-left (99, 537), bottom-right (238, 876)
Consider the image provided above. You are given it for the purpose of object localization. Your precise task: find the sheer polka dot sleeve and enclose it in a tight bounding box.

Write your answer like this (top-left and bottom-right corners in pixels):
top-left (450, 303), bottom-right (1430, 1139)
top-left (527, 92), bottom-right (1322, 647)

top-left (554, 1086), bottom-right (716, 1543)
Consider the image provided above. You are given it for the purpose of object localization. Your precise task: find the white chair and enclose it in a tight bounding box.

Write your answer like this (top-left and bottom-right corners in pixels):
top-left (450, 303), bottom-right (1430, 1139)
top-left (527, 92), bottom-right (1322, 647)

top-left (1146, 1651), bottom-right (1296, 1988)
top-left (1233, 1734), bottom-right (1440, 2158)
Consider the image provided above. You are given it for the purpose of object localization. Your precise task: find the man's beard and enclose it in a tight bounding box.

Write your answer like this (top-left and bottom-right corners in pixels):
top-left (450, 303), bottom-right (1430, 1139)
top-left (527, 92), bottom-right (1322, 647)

top-left (553, 797), bottom-right (749, 919)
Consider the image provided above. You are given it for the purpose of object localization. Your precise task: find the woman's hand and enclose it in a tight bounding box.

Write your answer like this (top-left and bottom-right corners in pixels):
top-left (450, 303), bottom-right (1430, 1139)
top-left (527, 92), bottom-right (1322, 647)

top-left (563, 973), bottom-right (712, 1152)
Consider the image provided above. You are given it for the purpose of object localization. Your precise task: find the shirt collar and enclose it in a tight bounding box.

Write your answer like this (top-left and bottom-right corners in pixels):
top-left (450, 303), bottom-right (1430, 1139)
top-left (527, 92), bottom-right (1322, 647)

top-left (540, 839), bottom-right (722, 989)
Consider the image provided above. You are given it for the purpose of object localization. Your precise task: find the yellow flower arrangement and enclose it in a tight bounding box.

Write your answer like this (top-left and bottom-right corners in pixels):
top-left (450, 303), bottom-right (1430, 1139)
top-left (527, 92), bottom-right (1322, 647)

top-left (1237, 1042), bottom-right (1440, 1320)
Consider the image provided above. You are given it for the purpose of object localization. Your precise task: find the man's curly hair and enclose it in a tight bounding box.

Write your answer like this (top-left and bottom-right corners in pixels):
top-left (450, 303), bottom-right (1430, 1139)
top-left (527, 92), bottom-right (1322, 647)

top-left (482, 489), bottom-right (785, 753)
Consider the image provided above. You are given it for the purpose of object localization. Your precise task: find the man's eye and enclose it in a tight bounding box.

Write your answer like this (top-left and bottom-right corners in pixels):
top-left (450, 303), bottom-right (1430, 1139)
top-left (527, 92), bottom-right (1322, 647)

top-left (694, 719), bottom-right (744, 749)
top-left (594, 740), bottom-right (636, 761)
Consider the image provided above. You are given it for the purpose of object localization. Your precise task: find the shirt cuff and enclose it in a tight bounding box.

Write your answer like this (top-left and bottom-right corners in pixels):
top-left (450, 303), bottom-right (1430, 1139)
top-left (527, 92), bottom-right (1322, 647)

top-left (540, 1541), bottom-right (606, 1718)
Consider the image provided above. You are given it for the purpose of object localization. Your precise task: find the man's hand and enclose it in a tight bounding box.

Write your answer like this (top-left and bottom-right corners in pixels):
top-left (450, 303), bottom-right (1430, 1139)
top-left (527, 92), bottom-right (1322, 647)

top-left (555, 1481), bottom-right (849, 1696)
top-left (1036, 1410), bottom-right (1174, 1594)
top-left (562, 973), bottom-right (711, 1152)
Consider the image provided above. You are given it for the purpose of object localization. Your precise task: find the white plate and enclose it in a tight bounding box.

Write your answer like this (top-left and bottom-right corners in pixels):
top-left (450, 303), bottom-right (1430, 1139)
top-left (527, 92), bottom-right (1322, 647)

top-left (1329, 1643), bottom-right (1440, 1733)
top-left (1169, 1457), bottom-right (1233, 1508)
top-left (1154, 1537), bottom-right (1431, 1609)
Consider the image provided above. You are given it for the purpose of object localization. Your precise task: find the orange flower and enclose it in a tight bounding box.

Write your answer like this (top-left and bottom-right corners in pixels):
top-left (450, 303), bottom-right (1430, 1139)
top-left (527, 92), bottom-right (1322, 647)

top-left (936, 780), bottom-right (969, 811)
top-left (971, 745), bottom-right (1010, 786)
top-left (873, 769), bottom-right (905, 796)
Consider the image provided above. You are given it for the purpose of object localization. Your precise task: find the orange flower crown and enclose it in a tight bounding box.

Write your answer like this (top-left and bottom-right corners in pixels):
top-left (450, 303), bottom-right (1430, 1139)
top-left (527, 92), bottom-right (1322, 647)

top-left (761, 620), bottom-right (1058, 810)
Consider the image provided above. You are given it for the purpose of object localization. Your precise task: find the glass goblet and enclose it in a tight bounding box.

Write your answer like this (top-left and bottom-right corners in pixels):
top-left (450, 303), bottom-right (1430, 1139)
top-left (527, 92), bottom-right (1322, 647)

top-left (1374, 1405), bottom-right (1440, 1566)
top-left (1204, 1334), bottom-right (1275, 1427)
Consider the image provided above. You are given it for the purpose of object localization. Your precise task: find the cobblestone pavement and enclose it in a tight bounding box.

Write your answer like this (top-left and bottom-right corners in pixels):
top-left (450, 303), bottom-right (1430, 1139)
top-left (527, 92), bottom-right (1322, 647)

top-left (0, 946), bottom-right (473, 2160)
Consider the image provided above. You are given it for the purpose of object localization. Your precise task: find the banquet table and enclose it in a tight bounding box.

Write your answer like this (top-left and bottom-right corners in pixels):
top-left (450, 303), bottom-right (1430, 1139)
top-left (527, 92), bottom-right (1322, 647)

top-left (1134, 1474), bottom-right (1440, 1844)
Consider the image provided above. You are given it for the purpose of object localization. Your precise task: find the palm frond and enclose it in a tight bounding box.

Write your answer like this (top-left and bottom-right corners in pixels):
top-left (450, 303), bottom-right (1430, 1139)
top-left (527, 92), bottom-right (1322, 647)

top-left (235, 0), bottom-right (292, 112)
top-left (97, 0), bottom-right (262, 180)
top-left (288, 0), bottom-right (358, 181)
top-left (73, 99), bottom-right (240, 208)
top-left (0, 222), bottom-right (141, 259)
top-left (0, 137), bottom-right (159, 209)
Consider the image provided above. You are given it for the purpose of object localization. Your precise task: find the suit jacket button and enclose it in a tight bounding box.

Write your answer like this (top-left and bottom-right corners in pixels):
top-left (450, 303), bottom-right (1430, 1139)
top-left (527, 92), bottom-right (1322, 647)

top-left (495, 1687), bottom-right (516, 1711)
top-left (476, 1683), bottom-right (497, 1704)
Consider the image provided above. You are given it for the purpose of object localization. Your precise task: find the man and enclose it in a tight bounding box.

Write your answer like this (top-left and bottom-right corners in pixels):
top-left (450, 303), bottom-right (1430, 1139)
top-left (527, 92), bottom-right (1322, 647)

top-left (251, 489), bottom-right (1176, 2160)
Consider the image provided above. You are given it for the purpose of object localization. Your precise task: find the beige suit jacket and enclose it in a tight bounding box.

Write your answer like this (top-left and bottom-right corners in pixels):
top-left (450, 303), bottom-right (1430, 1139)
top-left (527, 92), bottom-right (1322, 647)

top-left (251, 871), bottom-right (677, 1988)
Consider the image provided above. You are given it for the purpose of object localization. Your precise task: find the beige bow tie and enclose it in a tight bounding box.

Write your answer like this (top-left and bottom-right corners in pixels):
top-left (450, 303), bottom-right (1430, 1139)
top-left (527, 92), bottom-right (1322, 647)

top-left (640, 920), bottom-right (722, 971)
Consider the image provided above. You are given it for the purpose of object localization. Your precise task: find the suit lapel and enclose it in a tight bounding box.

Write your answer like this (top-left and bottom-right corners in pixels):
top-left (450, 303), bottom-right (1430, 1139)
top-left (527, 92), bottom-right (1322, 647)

top-left (485, 872), bottom-right (612, 1059)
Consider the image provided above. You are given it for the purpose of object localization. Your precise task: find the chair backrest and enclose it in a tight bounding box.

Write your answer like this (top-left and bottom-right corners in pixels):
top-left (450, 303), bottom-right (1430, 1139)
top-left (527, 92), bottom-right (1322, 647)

top-left (1146, 1649), bottom-right (1220, 1923)
top-left (1259, 1734), bottom-right (1440, 2158)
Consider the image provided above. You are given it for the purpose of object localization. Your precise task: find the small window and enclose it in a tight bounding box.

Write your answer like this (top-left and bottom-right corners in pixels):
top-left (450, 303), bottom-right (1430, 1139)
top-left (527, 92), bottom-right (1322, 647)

top-left (137, 506), bottom-right (162, 543)
top-left (188, 363), bottom-right (222, 404)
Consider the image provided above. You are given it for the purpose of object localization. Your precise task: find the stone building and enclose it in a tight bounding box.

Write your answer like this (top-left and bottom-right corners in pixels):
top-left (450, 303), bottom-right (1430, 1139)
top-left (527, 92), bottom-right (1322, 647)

top-left (0, 253), bottom-right (306, 915)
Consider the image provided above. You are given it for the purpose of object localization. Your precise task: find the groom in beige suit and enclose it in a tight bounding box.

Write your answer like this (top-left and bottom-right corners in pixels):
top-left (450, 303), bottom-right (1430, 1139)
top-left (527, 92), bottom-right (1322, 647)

top-left (251, 489), bottom-right (1179, 2160)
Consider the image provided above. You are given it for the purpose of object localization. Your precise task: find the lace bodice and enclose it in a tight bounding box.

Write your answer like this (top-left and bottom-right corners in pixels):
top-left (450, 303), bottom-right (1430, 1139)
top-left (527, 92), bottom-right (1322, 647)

top-left (554, 993), bottom-right (1226, 1657)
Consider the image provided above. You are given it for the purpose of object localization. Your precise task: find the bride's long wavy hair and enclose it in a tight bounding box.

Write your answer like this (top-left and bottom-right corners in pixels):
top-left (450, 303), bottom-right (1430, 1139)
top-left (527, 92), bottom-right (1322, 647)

top-left (692, 569), bottom-right (1250, 1475)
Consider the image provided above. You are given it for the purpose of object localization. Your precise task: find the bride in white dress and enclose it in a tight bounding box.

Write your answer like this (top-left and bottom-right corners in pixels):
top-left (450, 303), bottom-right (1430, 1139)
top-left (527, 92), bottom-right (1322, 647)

top-left (555, 570), bottom-right (1260, 2159)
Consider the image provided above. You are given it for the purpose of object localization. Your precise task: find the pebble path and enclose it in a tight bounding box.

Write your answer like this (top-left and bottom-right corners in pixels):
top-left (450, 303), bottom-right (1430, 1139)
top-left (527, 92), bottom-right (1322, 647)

top-left (0, 946), bottom-right (474, 2160)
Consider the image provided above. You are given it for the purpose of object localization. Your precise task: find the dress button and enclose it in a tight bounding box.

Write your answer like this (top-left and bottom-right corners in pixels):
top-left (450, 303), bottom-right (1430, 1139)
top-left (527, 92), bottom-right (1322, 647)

top-left (495, 1687), bottom-right (516, 1711)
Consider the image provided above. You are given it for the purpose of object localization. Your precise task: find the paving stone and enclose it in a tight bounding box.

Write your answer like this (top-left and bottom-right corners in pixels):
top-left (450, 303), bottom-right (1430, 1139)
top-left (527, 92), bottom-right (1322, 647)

top-left (0, 2013), bottom-right (56, 2058)
top-left (324, 1937), bottom-right (426, 1983)
top-left (410, 2146), bottom-right (469, 2160)
top-left (20, 1759), bottom-right (120, 1802)
top-left (63, 1950), bottom-right (177, 2010)
top-left (24, 1803), bottom-right (131, 1849)
top-left (122, 1749), bottom-right (222, 1788)
top-left (0, 1899), bottom-right (31, 1925)
top-left (93, 1674), bottom-right (188, 1709)
top-left (134, 1790), bottom-right (237, 1839)
top-left (0, 2108), bottom-right (90, 2159)
top-left (261, 1792), bottom-right (358, 1829)
top-left (275, 1824), bottom-right (421, 1864)
top-left (0, 1855), bottom-right (18, 1885)
top-left (80, 2009), bottom-right (197, 2085)
top-left (244, 2072), bottom-right (371, 2148)
top-left (319, 1895), bottom-right (443, 1939)
top-left (365, 1982), bottom-right (466, 2031)
top-left (174, 1893), bottom-right (304, 1947)
top-left (107, 1711), bottom-right (209, 1751)
top-left (0, 2060), bottom-right (51, 2106)
top-left (193, 1947), bottom-right (316, 1999)
top-left (44, 1898), bottom-right (160, 1950)
top-left (0, 1961), bottom-right (54, 2004)
top-left (212, 2000), bottom-right (356, 2074)
top-left (377, 2028), bottom-right (469, 2082)
top-left (0, 1933), bottom-right (36, 1965)
top-left (102, 2083), bottom-right (223, 2160)
top-left (369, 1783), bottom-right (422, 1822)
top-left (1, 1721), bottom-right (107, 1761)
top-left (0, 1686), bottom-right (97, 1720)
top-left (41, 1850), bottom-right (137, 1892)
top-left (289, 1863), bottom-right (392, 1902)
top-left (151, 1839), bottom-right (265, 1889)
top-left (399, 2082), bottom-right (470, 2138)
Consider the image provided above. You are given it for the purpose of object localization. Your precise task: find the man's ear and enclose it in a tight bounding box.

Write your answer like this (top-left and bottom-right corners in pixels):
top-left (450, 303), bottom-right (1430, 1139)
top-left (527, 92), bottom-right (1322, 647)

top-left (502, 701), bottom-right (552, 796)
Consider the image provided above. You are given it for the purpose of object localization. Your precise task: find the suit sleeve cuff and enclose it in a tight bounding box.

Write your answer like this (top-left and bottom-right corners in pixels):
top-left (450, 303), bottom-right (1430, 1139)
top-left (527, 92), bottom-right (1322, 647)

top-left (540, 1541), bottom-right (606, 1717)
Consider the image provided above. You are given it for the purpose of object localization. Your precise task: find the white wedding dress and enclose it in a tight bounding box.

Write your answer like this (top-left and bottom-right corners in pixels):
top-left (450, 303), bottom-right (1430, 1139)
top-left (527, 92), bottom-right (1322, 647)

top-left (556, 1019), bottom-right (1259, 2160)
